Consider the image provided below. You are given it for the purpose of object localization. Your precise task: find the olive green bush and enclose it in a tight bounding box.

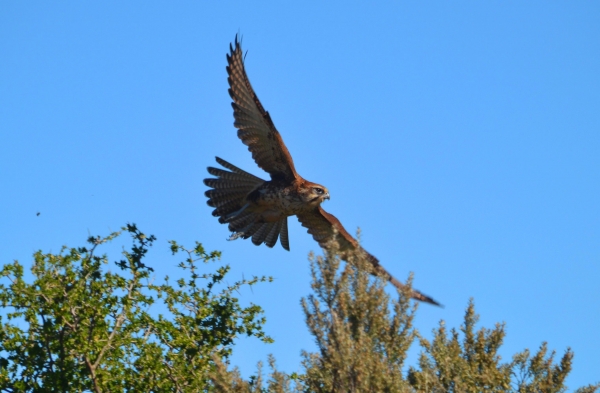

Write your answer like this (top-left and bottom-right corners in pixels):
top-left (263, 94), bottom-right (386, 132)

top-left (1, 226), bottom-right (596, 392)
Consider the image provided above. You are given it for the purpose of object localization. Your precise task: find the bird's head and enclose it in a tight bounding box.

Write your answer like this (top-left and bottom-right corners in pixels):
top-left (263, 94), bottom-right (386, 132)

top-left (300, 181), bottom-right (330, 206)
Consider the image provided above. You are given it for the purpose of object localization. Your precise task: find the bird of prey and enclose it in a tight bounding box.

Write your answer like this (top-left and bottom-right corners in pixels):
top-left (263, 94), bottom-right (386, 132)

top-left (204, 36), bottom-right (440, 306)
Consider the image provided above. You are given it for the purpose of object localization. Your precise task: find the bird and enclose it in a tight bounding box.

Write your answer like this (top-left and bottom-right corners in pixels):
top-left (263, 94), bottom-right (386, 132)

top-left (204, 36), bottom-right (440, 306)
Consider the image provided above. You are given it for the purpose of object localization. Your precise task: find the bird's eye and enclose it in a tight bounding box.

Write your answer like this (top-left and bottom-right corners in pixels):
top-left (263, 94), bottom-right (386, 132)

top-left (314, 188), bottom-right (324, 195)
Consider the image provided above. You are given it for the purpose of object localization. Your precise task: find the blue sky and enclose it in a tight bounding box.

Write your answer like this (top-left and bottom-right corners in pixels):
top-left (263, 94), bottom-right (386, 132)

top-left (1, 1), bottom-right (599, 388)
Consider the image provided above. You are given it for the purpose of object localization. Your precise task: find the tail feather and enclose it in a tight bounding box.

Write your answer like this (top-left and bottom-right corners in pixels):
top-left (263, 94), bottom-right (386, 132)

top-left (216, 207), bottom-right (244, 222)
top-left (216, 156), bottom-right (263, 180)
top-left (228, 211), bottom-right (255, 231)
top-left (252, 223), bottom-right (272, 246)
top-left (279, 219), bottom-right (290, 251)
top-left (207, 196), bottom-right (248, 212)
top-left (264, 220), bottom-right (282, 248)
top-left (242, 222), bottom-right (263, 239)
top-left (204, 157), bottom-right (264, 218)
top-left (207, 167), bottom-right (263, 185)
top-left (204, 178), bottom-right (259, 190)
top-left (205, 189), bottom-right (249, 201)
top-left (210, 199), bottom-right (246, 216)
top-left (204, 157), bottom-right (290, 250)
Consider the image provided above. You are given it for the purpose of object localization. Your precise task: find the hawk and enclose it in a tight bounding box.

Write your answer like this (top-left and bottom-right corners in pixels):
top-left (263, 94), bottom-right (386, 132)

top-left (204, 36), bottom-right (440, 306)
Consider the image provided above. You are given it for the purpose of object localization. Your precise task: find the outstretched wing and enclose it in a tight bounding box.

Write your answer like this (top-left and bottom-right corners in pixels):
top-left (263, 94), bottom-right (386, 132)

top-left (227, 36), bottom-right (298, 183)
top-left (297, 207), bottom-right (441, 306)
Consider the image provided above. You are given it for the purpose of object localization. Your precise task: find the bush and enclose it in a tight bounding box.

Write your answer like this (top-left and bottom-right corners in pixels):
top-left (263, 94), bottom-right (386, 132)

top-left (1, 225), bottom-right (596, 392)
top-left (0, 224), bottom-right (271, 392)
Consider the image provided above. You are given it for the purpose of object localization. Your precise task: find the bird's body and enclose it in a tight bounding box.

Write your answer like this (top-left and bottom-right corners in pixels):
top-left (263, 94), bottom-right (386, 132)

top-left (204, 36), bottom-right (441, 306)
top-left (205, 156), bottom-right (329, 250)
top-left (247, 180), bottom-right (328, 220)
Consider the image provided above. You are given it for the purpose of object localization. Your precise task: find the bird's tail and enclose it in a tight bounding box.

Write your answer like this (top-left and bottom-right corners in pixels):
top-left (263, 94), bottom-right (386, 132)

top-left (204, 156), bottom-right (264, 223)
top-left (203, 157), bottom-right (291, 250)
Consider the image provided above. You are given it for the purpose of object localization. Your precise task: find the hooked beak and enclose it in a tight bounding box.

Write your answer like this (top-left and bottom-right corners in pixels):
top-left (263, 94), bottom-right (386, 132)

top-left (324, 192), bottom-right (330, 200)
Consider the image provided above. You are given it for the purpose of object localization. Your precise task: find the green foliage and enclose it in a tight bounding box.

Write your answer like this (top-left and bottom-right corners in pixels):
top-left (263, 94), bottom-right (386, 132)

top-left (512, 343), bottom-right (599, 393)
top-left (407, 300), bottom-right (512, 392)
top-left (0, 224), bottom-right (271, 392)
top-left (0, 226), bottom-right (597, 392)
top-left (407, 300), bottom-right (599, 393)
top-left (210, 355), bottom-right (301, 393)
top-left (222, 243), bottom-right (597, 393)
top-left (299, 245), bottom-right (416, 393)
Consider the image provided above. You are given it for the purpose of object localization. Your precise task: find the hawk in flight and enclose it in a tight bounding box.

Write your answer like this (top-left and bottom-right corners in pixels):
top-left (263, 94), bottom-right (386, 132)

top-left (204, 36), bottom-right (440, 306)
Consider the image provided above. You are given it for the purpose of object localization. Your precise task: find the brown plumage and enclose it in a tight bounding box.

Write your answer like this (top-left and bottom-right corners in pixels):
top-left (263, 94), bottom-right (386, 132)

top-left (204, 36), bottom-right (440, 306)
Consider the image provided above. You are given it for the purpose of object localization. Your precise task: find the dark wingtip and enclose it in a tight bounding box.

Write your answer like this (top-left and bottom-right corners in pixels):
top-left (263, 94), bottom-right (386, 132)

top-left (233, 33), bottom-right (242, 52)
top-left (214, 157), bottom-right (229, 169)
top-left (414, 290), bottom-right (443, 307)
top-left (204, 192), bottom-right (219, 204)
top-left (428, 299), bottom-right (444, 308)
top-left (227, 34), bottom-right (240, 63)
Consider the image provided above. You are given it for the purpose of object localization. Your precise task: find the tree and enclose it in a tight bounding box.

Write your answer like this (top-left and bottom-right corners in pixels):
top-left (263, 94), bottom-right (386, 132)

top-left (1, 226), bottom-right (597, 392)
top-left (299, 242), bottom-right (598, 393)
top-left (0, 224), bottom-right (271, 392)
top-left (406, 300), bottom-right (597, 393)
top-left (299, 243), bottom-right (416, 393)
top-left (211, 237), bottom-right (597, 393)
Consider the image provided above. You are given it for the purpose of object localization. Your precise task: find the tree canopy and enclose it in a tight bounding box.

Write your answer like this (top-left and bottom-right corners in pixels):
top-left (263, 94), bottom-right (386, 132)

top-left (0, 225), bottom-right (596, 392)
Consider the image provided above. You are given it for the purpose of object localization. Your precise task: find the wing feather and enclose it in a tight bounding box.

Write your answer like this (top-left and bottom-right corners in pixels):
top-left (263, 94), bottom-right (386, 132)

top-left (297, 207), bottom-right (441, 306)
top-left (297, 206), bottom-right (358, 252)
top-left (227, 36), bottom-right (298, 182)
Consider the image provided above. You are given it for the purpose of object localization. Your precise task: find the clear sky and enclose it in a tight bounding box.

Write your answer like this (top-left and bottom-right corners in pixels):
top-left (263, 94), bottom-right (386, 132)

top-left (1, 2), bottom-right (599, 389)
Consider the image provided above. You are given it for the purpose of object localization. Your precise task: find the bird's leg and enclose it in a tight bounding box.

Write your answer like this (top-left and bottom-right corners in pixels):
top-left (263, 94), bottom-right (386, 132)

top-left (228, 219), bottom-right (256, 241)
top-left (228, 232), bottom-right (245, 241)
top-left (223, 203), bottom-right (250, 223)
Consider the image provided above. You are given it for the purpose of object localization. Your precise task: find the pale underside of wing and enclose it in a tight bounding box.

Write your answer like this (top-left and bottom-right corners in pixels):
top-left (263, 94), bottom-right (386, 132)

top-left (297, 207), bottom-right (441, 306)
top-left (227, 36), bottom-right (298, 183)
